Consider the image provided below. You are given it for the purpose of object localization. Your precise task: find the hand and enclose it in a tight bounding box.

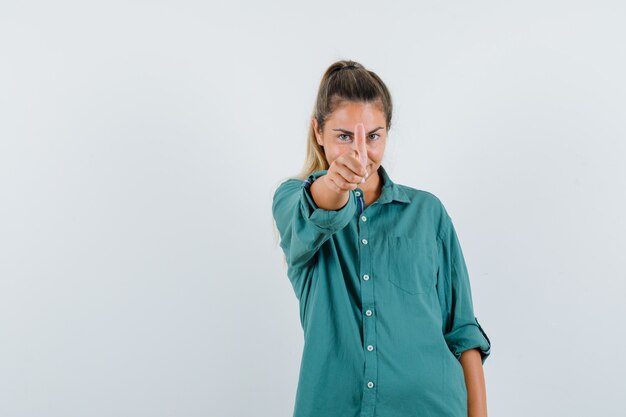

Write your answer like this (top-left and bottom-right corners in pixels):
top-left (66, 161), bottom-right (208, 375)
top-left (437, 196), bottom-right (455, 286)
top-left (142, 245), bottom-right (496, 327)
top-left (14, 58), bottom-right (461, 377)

top-left (323, 123), bottom-right (369, 193)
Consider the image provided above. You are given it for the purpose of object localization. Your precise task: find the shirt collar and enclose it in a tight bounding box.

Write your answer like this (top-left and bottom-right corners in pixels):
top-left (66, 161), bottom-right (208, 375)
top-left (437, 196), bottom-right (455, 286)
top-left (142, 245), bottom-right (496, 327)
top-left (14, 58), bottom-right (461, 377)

top-left (376, 164), bottom-right (411, 205)
top-left (305, 164), bottom-right (411, 205)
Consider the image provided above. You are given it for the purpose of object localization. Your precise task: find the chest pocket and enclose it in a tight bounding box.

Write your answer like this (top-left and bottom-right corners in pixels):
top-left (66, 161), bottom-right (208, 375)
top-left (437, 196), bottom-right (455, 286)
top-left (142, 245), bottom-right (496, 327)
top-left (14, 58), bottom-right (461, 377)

top-left (387, 236), bottom-right (436, 295)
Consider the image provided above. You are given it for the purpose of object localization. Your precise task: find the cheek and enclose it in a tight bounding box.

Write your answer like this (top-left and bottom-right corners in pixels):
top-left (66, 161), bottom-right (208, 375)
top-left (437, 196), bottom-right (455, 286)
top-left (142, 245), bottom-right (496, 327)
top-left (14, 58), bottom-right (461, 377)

top-left (369, 145), bottom-right (385, 160)
top-left (322, 146), bottom-right (339, 164)
top-left (326, 146), bottom-right (344, 160)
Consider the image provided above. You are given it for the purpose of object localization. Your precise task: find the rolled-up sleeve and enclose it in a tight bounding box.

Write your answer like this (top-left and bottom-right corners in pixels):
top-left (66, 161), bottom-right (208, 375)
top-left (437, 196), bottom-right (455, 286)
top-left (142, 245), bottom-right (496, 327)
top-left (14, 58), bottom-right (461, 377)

top-left (436, 208), bottom-right (492, 365)
top-left (272, 170), bottom-right (356, 272)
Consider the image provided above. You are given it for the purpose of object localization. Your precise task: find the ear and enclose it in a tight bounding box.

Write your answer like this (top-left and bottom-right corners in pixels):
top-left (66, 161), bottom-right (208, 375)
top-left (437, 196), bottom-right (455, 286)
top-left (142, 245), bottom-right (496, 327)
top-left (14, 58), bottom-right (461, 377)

top-left (312, 117), bottom-right (323, 146)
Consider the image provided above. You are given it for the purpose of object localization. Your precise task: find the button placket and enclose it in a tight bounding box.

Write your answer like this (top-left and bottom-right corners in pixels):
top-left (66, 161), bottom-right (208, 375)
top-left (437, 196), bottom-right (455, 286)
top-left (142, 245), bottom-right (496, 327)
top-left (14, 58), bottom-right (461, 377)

top-left (355, 189), bottom-right (365, 215)
top-left (357, 188), bottom-right (378, 417)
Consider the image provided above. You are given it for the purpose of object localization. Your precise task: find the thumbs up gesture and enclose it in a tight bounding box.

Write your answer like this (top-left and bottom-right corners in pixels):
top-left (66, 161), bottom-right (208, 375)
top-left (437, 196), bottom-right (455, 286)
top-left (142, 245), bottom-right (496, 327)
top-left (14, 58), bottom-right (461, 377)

top-left (323, 123), bottom-right (370, 193)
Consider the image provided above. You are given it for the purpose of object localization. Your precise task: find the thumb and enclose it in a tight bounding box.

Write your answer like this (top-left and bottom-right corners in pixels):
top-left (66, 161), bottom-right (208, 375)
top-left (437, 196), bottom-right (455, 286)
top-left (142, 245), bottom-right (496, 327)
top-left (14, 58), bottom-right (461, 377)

top-left (354, 123), bottom-right (368, 177)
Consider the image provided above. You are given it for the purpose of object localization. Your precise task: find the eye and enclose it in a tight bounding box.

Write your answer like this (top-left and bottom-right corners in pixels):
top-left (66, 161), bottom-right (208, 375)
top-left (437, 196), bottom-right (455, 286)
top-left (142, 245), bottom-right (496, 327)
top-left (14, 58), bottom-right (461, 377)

top-left (338, 133), bottom-right (381, 142)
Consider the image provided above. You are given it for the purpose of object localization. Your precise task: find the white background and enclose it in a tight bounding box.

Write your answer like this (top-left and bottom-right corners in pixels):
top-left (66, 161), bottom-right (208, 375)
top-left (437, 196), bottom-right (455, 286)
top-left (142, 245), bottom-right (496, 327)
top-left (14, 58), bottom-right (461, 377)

top-left (1, 1), bottom-right (625, 416)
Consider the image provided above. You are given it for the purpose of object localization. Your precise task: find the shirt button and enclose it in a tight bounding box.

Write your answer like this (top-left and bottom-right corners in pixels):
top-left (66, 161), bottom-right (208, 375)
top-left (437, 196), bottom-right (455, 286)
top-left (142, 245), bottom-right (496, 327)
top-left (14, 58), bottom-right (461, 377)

top-left (365, 309), bottom-right (372, 316)
top-left (361, 215), bottom-right (367, 222)
top-left (361, 238), bottom-right (368, 245)
top-left (367, 345), bottom-right (374, 351)
top-left (367, 381), bottom-right (374, 388)
top-left (363, 274), bottom-right (369, 281)
top-left (355, 191), bottom-right (361, 196)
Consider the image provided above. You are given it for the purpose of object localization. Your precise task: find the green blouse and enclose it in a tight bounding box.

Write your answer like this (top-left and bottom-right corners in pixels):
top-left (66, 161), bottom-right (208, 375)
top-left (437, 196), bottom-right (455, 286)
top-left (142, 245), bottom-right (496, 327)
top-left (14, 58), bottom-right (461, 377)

top-left (272, 164), bottom-right (491, 417)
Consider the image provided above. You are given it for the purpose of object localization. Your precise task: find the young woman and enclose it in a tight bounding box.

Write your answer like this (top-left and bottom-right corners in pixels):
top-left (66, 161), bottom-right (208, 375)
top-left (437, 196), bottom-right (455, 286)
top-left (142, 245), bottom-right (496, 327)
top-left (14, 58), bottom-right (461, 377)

top-left (272, 60), bottom-right (492, 417)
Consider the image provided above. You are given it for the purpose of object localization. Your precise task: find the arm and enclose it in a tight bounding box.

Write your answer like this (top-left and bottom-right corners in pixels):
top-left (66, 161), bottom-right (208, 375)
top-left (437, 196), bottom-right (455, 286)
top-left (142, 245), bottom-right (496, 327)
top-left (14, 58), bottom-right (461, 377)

top-left (272, 170), bottom-right (357, 273)
top-left (460, 348), bottom-right (488, 417)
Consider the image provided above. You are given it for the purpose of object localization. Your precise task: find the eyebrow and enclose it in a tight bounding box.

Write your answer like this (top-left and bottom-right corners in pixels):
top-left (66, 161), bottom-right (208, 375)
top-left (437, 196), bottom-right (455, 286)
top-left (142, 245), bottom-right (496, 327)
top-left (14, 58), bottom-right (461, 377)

top-left (332, 126), bottom-right (384, 135)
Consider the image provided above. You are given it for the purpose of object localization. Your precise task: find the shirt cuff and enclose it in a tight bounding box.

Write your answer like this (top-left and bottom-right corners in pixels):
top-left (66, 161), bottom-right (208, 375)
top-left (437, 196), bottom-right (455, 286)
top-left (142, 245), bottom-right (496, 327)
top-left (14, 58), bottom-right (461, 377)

top-left (445, 317), bottom-right (492, 365)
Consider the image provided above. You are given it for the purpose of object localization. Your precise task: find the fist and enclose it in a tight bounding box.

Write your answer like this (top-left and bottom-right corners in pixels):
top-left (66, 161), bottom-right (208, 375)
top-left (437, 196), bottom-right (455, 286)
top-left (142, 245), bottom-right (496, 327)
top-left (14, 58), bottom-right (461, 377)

top-left (324, 123), bottom-right (370, 192)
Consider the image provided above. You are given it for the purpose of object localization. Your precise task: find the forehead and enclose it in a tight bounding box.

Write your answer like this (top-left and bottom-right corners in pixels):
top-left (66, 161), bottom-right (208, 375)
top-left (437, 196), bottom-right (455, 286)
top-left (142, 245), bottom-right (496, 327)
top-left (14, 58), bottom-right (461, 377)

top-left (326, 101), bottom-right (386, 127)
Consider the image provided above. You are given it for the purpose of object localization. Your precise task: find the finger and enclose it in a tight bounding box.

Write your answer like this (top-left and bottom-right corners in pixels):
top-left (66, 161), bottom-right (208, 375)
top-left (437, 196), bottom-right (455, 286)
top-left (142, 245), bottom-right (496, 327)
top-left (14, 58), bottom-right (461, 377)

top-left (336, 162), bottom-right (365, 185)
top-left (338, 150), bottom-right (367, 179)
top-left (327, 170), bottom-right (358, 191)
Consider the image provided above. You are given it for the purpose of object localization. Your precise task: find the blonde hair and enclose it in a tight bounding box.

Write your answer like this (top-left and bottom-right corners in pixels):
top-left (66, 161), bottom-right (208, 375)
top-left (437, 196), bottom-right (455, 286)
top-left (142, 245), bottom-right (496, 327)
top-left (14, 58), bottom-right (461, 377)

top-left (272, 59), bottom-right (394, 258)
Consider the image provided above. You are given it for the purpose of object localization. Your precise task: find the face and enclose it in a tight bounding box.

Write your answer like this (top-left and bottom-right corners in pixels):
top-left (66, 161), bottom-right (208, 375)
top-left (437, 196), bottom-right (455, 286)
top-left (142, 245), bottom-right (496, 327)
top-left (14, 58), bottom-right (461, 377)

top-left (312, 100), bottom-right (387, 182)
